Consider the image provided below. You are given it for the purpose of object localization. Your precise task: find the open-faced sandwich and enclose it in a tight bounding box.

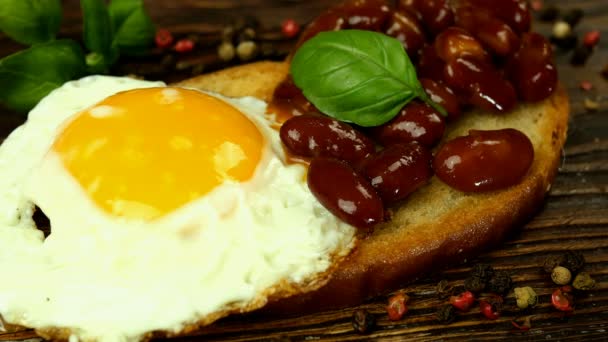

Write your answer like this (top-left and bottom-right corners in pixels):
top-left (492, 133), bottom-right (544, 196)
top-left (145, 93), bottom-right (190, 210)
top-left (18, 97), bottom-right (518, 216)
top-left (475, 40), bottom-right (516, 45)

top-left (0, 0), bottom-right (568, 341)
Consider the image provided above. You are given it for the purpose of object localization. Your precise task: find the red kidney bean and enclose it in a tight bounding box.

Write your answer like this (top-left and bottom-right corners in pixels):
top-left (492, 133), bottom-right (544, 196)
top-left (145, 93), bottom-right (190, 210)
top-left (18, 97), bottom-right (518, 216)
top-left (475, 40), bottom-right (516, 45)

top-left (280, 114), bottom-right (375, 166)
top-left (434, 27), bottom-right (489, 63)
top-left (308, 157), bottom-right (384, 228)
top-left (295, 10), bottom-right (347, 49)
top-left (433, 129), bottom-right (534, 192)
top-left (509, 60), bottom-right (557, 103)
top-left (295, 0), bottom-right (390, 50)
top-left (417, 45), bottom-right (446, 81)
top-left (340, 0), bottom-right (391, 31)
top-left (444, 56), bottom-right (517, 113)
top-left (519, 32), bottom-right (553, 62)
top-left (464, 0), bottom-right (531, 34)
top-left (455, 7), bottom-right (520, 57)
top-left (362, 143), bottom-right (433, 204)
top-left (384, 10), bottom-right (427, 57)
top-left (371, 101), bottom-right (445, 147)
top-left (399, 0), bottom-right (455, 36)
top-left (420, 78), bottom-right (462, 121)
top-left (506, 33), bottom-right (557, 102)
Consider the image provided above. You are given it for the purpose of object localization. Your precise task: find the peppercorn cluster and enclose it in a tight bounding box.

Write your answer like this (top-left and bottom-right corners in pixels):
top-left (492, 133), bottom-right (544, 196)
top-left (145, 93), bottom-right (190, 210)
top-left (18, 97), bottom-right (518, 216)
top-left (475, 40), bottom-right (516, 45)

top-left (537, 6), bottom-right (599, 66)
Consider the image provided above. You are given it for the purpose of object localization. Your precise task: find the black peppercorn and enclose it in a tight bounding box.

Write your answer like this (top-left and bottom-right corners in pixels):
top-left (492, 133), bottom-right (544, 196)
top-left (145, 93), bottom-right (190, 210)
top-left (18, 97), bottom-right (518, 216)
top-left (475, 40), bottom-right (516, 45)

top-left (233, 15), bottom-right (260, 32)
top-left (238, 27), bottom-right (257, 43)
top-left (471, 264), bottom-right (494, 282)
top-left (175, 60), bottom-right (192, 71)
top-left (260, 42), bottom-right (279, 58)
top-left (352, 309), bottom-right (376, 334)
top-left (543, 254), bottom-right (566, 273)
top-left (601, 64), bottom-right (608, 80)
top-left (562, 250), bottom-right (585, 273)
top-left (538, 6), bottom-right (560, 22)
top-left (436, 304), bottom-right (457, 323)
top-left (464, 276), bottom-right (486, 294)
top-left (160, 54), bottom-right (176, 70)
top-left (191, 63), bottom-right (205, 76)
top-left (550, 34), bottom-right (578, 50)
top-left (571, 45), bottom-right (592, 66)
top-left (436, 279), bottom-right (454, 299)
top-left (222, 26), bottom-right (236, 42)
top-left (562, 8), bottom-right (584, 27)
top-left (486, 270), bottom-right (512, 295)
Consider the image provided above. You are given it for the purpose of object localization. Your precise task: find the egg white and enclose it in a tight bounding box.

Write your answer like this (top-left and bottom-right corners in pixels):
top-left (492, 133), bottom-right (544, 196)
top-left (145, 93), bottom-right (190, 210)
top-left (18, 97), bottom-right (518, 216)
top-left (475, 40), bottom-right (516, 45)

top-left (0, 76), bottom-right (356, 342)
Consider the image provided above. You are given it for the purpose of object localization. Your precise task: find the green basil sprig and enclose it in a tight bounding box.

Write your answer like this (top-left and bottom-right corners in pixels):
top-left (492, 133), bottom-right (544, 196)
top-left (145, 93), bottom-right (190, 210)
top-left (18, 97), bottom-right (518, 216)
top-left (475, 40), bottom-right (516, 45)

top-left (0, 40), bottom-right (86, 112)
top-left (0, 0), bottom-right (62, 45)
top-left (81, 0), bottom-right (118, 72)
top-left (81, 0), bottom-right (154, 72)
top-left (110, 0), bottom-right (155, 56)
top-left (291, 30), bottom-right (446, 127)
top-left (0, 0), bottom-right (156, 113)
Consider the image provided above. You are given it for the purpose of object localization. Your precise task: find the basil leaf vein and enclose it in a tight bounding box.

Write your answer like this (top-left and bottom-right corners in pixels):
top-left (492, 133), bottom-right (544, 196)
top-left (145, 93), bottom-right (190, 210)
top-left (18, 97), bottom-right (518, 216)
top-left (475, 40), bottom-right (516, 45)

top-left (291, 30), bottom-right (446, 127)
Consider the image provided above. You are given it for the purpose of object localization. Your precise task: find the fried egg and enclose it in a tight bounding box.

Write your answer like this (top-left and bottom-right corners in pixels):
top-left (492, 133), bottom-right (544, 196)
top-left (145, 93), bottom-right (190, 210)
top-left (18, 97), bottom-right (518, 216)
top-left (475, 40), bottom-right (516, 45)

top-left (0, 76), bottom-right (356, 341)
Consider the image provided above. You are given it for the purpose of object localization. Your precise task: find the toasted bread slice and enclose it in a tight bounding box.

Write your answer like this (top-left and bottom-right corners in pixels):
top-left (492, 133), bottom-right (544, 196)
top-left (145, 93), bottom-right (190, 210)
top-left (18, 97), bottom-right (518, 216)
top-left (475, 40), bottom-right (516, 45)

top-left (16, 60), bottom-right (567, 341)
top-left (178, 60), bottom-right (569, 313)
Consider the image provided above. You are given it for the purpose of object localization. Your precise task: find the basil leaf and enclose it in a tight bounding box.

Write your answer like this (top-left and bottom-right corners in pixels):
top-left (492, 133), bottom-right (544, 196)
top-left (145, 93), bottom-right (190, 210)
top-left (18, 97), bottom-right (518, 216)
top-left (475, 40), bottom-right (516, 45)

top-left (81, 0), bottom-right (116, 63)
top-left (113, 6), bottom-right (155, 55)
top-left (0, 0), bottom-right (62, 45)
top-left (0, 40), bottom-right (85, 112)
top-left (108, 0), bottom-right (143, 32)
top-left (291, 30), bottom-right (445, 127)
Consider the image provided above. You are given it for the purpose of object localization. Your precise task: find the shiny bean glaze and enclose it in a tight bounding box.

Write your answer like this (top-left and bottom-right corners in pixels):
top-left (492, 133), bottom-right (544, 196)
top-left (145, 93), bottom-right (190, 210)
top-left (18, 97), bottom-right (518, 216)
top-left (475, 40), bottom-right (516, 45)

top-left (433, 129), bottom-right (534, 192)
top-left (399, 0), bottom-right (454, 36)
top-left (272, 78), bottom-right (318, 121)
top-left (371, 101), bottom-right (445, 147)
top-left (507, 33), bottom-right (558, 102)
top-left (362, 143), bottom-right (433, 204)
top-left (464, 0), bottom-right (531, 34)
top-left (308, 157), bottom-right (384, 228)
top-left (295, 9), bottom-right (347, 49)
top-left (340, 0), bottom-right (391, 31)
top-left (280, 114), bottom-right (375, 166)
top-left (420, 78), bottom-right (462, 121)
top-left (444, 56), bottom-right (517, 113)
top-left (296, 0), bottom-right (390, 48)
top-left (384, 10), bottom-right (427, 57)
top-left (417, 45), bottom-right (446, 81)
top-left (434, 27), bottom-right (489, 63)
top-left (454, 8), bottom-right (520, 56)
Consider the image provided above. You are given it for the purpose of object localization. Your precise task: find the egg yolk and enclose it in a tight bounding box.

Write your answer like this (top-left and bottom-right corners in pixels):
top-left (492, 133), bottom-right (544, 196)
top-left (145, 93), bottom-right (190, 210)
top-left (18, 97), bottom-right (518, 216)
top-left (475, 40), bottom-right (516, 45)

top-left (52, 87), bottom-right (264, 220)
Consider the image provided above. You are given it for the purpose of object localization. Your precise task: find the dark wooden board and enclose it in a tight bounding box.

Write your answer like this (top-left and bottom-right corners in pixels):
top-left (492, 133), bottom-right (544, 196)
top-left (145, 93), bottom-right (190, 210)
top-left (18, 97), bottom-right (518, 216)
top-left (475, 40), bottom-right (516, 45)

top-left (0, 0), bottom-right (607, 341)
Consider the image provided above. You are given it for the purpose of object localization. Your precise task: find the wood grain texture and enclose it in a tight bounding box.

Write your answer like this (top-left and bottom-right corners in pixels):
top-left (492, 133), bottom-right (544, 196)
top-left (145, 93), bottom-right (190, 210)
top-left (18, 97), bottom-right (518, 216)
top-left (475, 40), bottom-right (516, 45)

top-left (0, 0), bottom-right (607, 341)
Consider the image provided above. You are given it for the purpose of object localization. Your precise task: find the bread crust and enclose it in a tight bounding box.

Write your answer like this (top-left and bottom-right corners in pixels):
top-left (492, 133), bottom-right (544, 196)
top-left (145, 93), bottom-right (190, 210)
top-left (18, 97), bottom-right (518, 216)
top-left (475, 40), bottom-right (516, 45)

top-left (178, 61), bottom-right (569, 313)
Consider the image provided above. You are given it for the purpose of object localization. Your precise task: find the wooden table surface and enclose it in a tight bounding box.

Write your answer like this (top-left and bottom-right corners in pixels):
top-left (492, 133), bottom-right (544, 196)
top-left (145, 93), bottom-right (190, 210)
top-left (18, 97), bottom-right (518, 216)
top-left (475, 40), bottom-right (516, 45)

top-left (0, 0), bottom-right (606, 341)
